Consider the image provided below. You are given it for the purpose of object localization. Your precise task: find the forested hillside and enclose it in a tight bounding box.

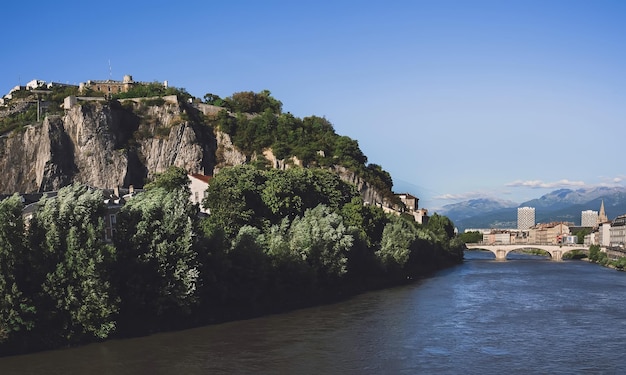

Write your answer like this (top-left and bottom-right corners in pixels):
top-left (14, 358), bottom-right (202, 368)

top-left (0, 167), bottom-right (463, 356)
top-left (0, 85), bottom-right (464, 356)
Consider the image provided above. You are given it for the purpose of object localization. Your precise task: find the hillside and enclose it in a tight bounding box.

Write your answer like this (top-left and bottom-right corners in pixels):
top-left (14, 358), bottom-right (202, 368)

top-left (0, 87), bottom-right (394, 206)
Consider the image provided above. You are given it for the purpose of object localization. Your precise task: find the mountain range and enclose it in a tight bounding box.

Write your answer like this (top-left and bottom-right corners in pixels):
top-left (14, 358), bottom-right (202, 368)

top-left (438, 186), bottom-right (626, 231)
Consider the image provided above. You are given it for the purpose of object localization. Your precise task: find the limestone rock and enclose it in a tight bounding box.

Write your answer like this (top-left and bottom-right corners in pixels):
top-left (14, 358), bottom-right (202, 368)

top-left (0, 100), bottom-right (390, 208)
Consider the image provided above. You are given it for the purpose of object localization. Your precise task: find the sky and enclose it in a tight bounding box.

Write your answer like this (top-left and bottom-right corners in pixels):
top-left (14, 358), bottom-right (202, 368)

top-left (2, 0), bottom-right (625, 210)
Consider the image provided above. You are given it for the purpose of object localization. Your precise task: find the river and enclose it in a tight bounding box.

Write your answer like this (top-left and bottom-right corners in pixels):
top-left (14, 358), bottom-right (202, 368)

top-left (1, 250), bottom-right (625, 374)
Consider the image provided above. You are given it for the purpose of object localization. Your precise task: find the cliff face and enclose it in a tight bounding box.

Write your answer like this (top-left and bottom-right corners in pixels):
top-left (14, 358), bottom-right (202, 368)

top-left (0, 99), bottom-right (388, 206)
top-left (0, 100), bottom-right (225, 193)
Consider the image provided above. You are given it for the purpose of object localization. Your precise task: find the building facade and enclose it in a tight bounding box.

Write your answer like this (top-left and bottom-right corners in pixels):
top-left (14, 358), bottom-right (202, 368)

top-left (528, 222), bottom-right (570, 244)
top-left (79, 75), bottom-right (136, 95)
top-left (581, 210), bottom-right (599, 227)
top-left (609, 214), bottom-right (626, 249)
top-left (517, 207), bottom-right (536, 230)
top-left (189, 174), bottom-right (212, 214)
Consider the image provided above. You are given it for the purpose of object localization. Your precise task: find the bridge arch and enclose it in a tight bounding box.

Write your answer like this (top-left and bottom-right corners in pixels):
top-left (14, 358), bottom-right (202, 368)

top-left (465, 243), bottom-right (588, 261)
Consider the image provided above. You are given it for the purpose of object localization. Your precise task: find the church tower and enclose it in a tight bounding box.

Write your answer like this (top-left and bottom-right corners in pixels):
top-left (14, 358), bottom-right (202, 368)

top-left (597, 199), bottom-right (609, 225)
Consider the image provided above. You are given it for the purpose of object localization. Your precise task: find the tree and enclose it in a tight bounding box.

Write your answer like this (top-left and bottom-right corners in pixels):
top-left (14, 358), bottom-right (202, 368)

top-left (114, 187), bottom-right (199, 329)
top-left (426, 213), bottom-right (456, 241)
top-left (31, 184), bottom-right (118, 342)
top-left (377, 215), bottom-right (418, 271)
top-left (264, 218), bottom-right (315, 299)
top-left (588, 244), bottom-right (604, 262)
top-left (575, 227), bottom-right (592, 244)
top-left (458, 231), bottom-right (483, 243)
top-left (341, 196), bottom-right (387, 247)
top-left (223, 226), bottom-right (270, 307)
top-left (0, 195), bottom-right (34, 345)
top-left (261, 168), bottom-right (306, 222)
top-left (287, 205), bottom-right (353, 285)
top-left (203, 93), bottom-right (225, 107)
top-left (224, 90), bottom-right (282, 114)
top-left (260, 168), bottom-right (359, 224)
top-left (144, 166), bottom-right (190, 194)
top-left (333, 136), bottom-right (367, 167)
top-left (202, 165), bottom-right (268, 239)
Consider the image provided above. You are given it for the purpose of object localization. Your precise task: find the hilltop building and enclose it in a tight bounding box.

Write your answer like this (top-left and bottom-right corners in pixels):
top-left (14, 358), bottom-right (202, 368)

top-left (396, 193), bottom-right (429, 225)
top-left (79, 74), bottom-right (136, 95)
top-left (517, 207), bottom-right (535, 230)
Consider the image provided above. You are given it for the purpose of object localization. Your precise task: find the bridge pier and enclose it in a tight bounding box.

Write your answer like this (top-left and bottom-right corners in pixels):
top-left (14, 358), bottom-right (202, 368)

top-left (552, 250), bottom-right (563, 262)
top-left (495, 249), bottom-right (508, 261)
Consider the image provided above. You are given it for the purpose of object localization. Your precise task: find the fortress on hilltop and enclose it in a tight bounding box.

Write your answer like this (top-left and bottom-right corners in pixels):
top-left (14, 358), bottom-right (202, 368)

top-left (79, 75), bottom-right (168, 95)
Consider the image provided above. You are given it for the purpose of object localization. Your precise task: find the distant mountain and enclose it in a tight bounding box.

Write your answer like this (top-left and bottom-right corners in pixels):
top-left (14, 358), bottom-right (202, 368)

top-left (442, 186), bottom-right (626, 232)
top-left (438, 198), bottom-right (518, 221)
top-left (519, 186), bottom-right (626, 211)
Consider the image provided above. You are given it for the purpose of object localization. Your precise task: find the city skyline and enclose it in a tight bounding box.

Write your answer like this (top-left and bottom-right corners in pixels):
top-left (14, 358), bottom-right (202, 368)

top-left (2, 1), bottom-right (625, 209)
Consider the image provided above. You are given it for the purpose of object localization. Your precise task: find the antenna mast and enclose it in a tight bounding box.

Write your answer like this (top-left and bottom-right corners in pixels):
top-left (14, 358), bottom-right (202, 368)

top-left (108, 59), bottom-right (112, 80)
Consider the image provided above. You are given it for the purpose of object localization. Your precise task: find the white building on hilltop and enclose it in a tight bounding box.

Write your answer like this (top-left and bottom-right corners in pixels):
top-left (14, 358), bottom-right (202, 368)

top-left (517, 207), bottom-right (535, 230)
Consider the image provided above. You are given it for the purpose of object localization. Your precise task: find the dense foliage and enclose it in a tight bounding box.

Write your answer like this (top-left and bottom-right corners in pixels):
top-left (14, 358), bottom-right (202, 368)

top-left (205, 91), bottom-right (394, 199)
top-left (112, 82), bottom-right (192, 102)
top-left (457, 230), bottom-right (483, 243)
top-left (0, 167), bottom-right (463, 355)
top-left (587, 244), bottom-right (626, 269)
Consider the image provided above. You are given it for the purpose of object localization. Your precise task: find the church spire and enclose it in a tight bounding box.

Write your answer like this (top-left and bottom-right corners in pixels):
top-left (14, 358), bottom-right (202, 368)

top-left (597, 199), bottom-right (608, 225)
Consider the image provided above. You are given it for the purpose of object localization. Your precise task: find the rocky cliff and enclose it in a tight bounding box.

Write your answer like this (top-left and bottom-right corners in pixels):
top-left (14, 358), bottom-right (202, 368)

top-left (0, 99), bottom-right (218, 192)
top-left (0, 98), bottom-right (389, 206)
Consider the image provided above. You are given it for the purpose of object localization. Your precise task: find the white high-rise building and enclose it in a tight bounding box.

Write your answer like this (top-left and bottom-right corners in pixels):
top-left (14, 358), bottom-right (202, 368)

top-left (517, 207), bottom-right (536, 230)
top-left (581, 210), bottom-right (598, 227)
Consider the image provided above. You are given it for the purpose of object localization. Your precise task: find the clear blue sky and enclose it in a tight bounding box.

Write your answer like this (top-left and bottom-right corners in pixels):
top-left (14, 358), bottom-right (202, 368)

top-left (2, 0), bottom-right (625, 210)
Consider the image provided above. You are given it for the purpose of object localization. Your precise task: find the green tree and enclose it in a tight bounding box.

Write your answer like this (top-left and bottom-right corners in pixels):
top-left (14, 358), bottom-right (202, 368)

top-left (588, 244), bottom-right (603, 262)
top-left (114, 187), bottom-right (199, 330)
top-left (377, 215), bottom-right (417, 271)
top-left (575, 227), bottom-right (592, 244)
top-left (225, 90), bottom-right (282, 114)
top-left (264, 218), bottom-right (315, 299)
top-left (458, 231), bottom-right (483, 243)
top-left (340, 196), bottom-right (387, 247)
top-left (0, 195), bottom-right (35, 345)
top-left (203, 93), bottom-right (225, 107)
top-left (31, 184), bottom-right (118, 342)
top-left (144, 166), bottom-right (190, 193)
top-left (202, 165), bottom-right (268, 239)
top-left (223, 226), bottom-right (270, 307)
top-left (333, 136), bottom-right (367, 168)
top-left (287, 205), bottom-right (353, 285)
top-left (426, 213), bottom-right (456, 240)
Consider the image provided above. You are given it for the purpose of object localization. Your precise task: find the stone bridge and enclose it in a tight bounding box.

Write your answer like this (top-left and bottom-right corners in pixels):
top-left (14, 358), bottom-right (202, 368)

top-left (465, 243), bottom-right (589, 261)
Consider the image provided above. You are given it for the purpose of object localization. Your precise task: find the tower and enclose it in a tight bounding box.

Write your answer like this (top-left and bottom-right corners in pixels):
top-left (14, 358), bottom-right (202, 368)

top-left (597, 199), bottom-right (609, 225)
top-left (581, 210), bottom-right (598, 227)
top-left (517, 207), bottom-right (535, 230)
